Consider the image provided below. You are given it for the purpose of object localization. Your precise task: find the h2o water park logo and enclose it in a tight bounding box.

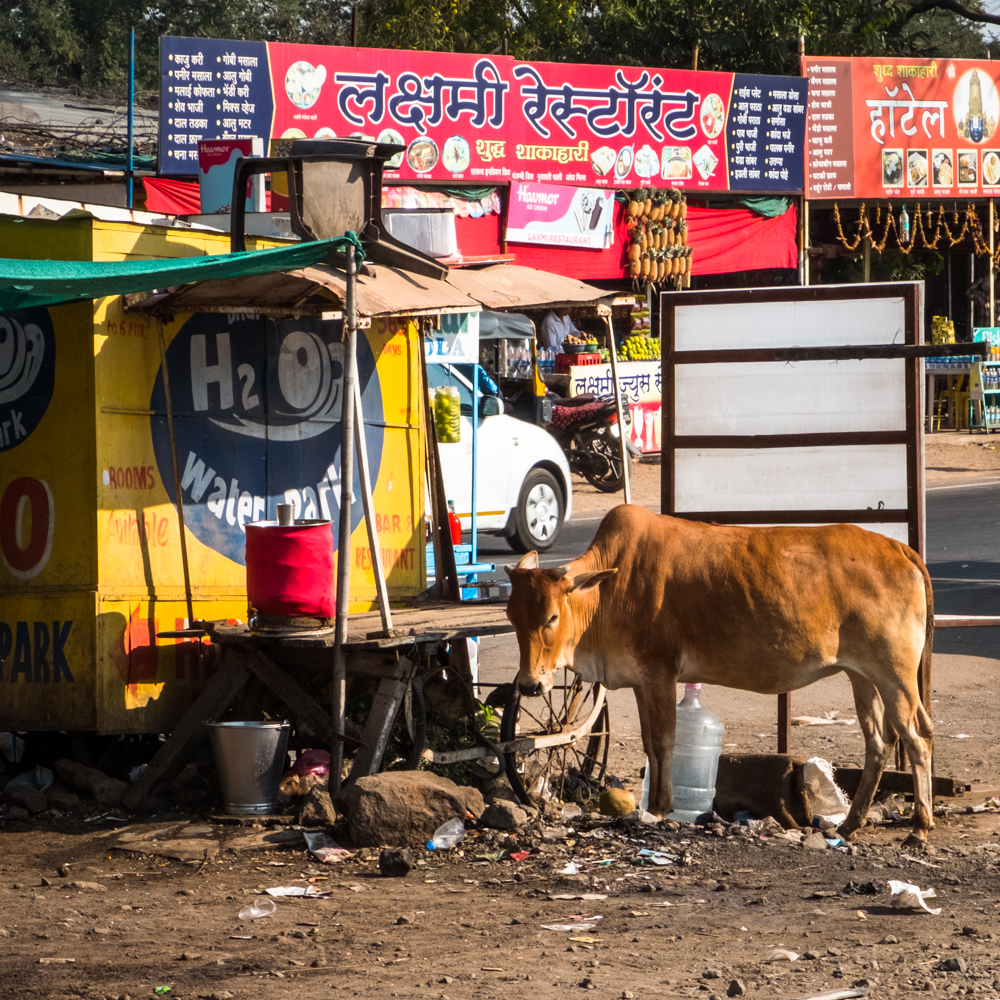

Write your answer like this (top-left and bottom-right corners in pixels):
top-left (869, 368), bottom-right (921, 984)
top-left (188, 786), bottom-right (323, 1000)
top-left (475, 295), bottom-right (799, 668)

top-left (0, 309), bottom-right (56, 452)
top-left (150, 313), bottom-right (383, 565)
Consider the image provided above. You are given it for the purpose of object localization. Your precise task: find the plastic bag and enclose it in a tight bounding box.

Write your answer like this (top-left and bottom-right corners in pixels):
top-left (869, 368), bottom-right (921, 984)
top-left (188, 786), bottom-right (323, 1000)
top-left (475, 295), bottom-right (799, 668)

top-left (7, 766), bottom-right (53, 792)
top-left (888, 879), bottom-right (941, 915)
top-left (292, 749), bottom-right (330, 778)
top-left (803, 757), bottom-right (851, 826)
top-left (303, 830), bottom-right (351, 863)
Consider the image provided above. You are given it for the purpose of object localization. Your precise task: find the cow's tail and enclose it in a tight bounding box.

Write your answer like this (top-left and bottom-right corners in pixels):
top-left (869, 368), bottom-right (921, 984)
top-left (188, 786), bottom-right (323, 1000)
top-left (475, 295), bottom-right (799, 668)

top-left (902, 544), bottom-right (934, 738)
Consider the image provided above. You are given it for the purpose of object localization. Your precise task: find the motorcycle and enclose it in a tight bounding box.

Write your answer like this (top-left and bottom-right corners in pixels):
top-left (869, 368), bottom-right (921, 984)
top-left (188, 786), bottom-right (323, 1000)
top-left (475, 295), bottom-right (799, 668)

top-left (546, 393), bottom-right (641, 493)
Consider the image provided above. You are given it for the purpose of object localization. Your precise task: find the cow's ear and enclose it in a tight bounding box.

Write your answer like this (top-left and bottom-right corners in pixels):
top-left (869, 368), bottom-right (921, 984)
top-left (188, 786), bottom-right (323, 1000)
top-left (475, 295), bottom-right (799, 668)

top-left (567, 567), bottom-right (618, 593)
top-left (505, 550), bottom-right (539, 575)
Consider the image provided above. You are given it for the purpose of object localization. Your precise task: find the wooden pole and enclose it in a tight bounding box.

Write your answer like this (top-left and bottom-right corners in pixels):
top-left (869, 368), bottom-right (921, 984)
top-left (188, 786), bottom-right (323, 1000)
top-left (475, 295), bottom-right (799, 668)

top-left (331, 245), bottom-right (359, 794)
top-left (353, 378), bottom-right (393, 632)
top-left (862, 210), bottom-right (871, 283)
top-left (691, 44), bottom-right (699, 71)
top-left (604, 313), bottom-right (631, 504)
top-left (156, 319), bottom-right (195, 628)
top-left (990, 198), bottom-right (995, 327)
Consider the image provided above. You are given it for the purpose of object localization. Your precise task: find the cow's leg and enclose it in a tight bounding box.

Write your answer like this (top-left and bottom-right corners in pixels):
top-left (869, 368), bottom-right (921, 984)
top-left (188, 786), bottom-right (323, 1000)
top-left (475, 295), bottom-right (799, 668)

top-left (882, 682), bottom-right (935, 847)
top-left (633, 684), bottom-right (677, 818)
top-left (839, 674), bottom-right (895, 840)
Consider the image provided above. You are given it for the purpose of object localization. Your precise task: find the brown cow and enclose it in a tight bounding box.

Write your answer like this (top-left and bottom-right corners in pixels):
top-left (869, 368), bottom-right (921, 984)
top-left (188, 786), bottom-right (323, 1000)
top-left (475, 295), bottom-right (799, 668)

top-left (505, 504), bottom-right (935, 845)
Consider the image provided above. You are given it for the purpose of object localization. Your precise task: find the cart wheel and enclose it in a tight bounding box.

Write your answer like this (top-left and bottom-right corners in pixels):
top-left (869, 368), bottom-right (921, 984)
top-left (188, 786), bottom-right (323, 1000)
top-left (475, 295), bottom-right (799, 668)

top-left (500, 672), bottom-right (610, 808)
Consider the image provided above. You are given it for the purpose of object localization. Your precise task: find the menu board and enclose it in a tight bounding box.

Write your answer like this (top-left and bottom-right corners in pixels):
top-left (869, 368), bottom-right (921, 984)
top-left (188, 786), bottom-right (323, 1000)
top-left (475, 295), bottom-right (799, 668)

top-left (803, 55), bottom-right (1000, 199)
top-left (160, 38), bottom-right (807, 194)
top-left (160, 37), bottom-right (274, 171)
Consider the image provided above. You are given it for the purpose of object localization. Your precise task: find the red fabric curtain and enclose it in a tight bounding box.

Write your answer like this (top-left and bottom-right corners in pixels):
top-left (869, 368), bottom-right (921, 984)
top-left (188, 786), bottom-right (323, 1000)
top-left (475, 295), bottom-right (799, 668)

top-left (142, 177), bottom-right (201, 215)
top-left (686, 205), bottom-right (798, 275)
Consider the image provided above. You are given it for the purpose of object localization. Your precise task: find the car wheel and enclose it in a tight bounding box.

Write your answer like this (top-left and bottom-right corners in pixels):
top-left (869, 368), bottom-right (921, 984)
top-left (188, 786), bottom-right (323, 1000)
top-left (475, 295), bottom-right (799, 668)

top-left (510, 468), bottom-right (564, 553)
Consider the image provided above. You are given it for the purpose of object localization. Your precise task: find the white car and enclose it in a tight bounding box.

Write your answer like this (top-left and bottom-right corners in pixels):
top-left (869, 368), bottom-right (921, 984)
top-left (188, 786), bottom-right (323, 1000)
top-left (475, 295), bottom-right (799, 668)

top-left (426, 363), bottom-right (572, 552)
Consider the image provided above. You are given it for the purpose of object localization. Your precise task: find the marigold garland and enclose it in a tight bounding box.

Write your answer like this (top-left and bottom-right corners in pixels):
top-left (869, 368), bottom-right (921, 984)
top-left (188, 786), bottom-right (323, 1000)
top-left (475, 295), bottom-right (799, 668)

top-left (833, 202), bottom-right (999, 264)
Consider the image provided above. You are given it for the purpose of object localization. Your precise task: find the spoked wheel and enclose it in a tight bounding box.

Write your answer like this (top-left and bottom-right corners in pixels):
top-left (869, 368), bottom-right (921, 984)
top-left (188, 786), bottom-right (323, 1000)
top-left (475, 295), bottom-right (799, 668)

top-left (500, 672), bottom-right (610, 808)
top-left (581, 431), bottom-right (627, 493)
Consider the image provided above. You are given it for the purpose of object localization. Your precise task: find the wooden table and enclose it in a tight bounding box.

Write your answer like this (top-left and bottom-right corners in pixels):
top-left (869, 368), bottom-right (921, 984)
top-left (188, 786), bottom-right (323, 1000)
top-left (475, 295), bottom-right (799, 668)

top-left (122, 601), bottom-right (513, 812)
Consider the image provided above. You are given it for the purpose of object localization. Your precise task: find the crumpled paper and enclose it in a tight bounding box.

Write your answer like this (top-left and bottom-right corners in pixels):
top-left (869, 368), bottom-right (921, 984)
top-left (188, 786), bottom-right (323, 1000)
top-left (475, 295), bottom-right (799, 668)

top-left (888, 879), bottom-right (941, 915)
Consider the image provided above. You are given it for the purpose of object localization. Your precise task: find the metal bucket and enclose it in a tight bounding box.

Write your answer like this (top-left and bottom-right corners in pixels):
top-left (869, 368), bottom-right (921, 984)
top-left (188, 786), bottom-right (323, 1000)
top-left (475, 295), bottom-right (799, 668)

top-left (206, 720), bottom-right (291, 815)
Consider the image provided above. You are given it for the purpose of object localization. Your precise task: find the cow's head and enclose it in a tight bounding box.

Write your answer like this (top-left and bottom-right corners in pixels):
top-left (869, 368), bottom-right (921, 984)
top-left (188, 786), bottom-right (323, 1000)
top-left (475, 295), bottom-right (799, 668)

top-left (504, 550), bottom-right (618, 696)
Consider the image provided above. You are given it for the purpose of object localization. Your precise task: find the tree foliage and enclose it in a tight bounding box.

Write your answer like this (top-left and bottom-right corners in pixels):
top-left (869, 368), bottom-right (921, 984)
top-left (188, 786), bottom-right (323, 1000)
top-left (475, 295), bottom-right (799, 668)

top-left (0, 0), bottom-right (993, 96)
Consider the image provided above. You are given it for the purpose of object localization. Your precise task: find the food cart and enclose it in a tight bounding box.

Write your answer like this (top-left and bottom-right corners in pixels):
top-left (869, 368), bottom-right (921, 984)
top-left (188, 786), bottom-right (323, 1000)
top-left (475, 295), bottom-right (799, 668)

top-left (0, 158), bottom-right (620, 807)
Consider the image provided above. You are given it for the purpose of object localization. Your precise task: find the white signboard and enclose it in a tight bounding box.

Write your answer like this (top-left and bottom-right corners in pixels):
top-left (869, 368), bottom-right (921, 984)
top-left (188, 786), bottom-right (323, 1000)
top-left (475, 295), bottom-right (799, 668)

top-left (424, 312), bottom-right (479, 365)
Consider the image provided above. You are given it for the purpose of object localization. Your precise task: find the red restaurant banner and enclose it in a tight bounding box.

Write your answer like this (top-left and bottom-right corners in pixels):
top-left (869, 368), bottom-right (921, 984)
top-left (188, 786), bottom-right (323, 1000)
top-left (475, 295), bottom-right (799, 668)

top-left (160, 37), bottom-right (806, 194)
top-left (803, 55), bottom-right (1000, 199)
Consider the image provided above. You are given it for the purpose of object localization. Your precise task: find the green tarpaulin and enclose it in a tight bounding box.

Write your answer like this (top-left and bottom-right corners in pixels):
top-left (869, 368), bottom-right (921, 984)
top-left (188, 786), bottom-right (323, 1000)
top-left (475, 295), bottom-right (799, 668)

top-left (0, 233), bottom-right (363, 313)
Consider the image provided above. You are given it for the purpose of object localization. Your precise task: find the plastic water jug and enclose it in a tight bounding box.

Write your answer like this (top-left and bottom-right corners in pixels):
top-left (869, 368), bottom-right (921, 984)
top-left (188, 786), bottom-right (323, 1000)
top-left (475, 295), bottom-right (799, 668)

top-left (641, 684), bottom-right (724, 822)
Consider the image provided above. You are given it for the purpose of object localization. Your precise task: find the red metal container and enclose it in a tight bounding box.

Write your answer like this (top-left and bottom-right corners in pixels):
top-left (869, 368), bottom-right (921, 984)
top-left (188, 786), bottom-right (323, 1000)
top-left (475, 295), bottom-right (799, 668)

top-left (245, 520), bottom-right (336, 619)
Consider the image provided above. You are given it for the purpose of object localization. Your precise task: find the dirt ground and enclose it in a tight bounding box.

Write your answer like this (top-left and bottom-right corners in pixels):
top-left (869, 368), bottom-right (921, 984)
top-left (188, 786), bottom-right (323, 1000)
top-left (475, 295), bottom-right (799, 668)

top-left (2, 438), bottom-right (999, 1000)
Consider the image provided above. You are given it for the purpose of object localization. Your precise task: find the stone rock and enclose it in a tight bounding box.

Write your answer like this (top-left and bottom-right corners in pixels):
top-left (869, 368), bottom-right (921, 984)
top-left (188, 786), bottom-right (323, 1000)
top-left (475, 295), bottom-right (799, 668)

top-left (298, 786), bottom-right (337, 827)
top-left (55, 760), bottom-right (129, 809)
top-left (46, 786), bottom-right (82, 812)
top-left (881, 935), bottom-right (898, 945)
top-left (803, 951), bottom-right (820, 960)
top-left (334, 771), bottom-right (485, 847)
top-left (703, 968), bottom-right (722, 979)
top-left (1, 785), bottom-right (47, 814)
top-left (599, 788), bottom-right (636, 817)
top-left (68, 881), bottom-right (107, 892)
top-left (4, 806), bottom-right (29, 821)
top-left (939, 957), bottom-right (968, 973)
top-left (378, 848), bottom-right (414, 877)
top-left (727, 979), bottom-right (746, 997)
top-left (802, 831), bottom-right (829, 850)
top-left (480, 801), bottom-right (528, 831)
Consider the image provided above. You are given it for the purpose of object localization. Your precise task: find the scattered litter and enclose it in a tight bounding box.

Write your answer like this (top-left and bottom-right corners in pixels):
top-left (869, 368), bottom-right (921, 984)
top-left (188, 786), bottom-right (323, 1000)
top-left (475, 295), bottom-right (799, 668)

top-left (569, 935), bottom-right (603, 944)
top-left (266, 861), bottom-right (288, 866)
top-left (154, 988), bottom-right (172, 996)
top-left (128, 764), bottom-right (147, 783)
top-left (948, 734), bottom-right (971, 739)
top-left (542, 916), bottom-right (603, 932)
top-left (509, 851), bottom-right (531, 862)
top-left (427, 817), bottom-right (465, 851)
top-left (787, 989), bottom-right (869, 1000)
top-left (229, 935), bottom-right (253, 940)
top-left (38, 957), bottom-right (75, 964)
top-left (765, 948), bottom-right (799, 962)
top-left (291, 749), bottom-right (330, 776)
top-left (561, 803), bottom-right (583, 820)
top-left (855, 910), bottom-right (868, 921)
top-left (302, 831), bottom-right (351, 864)
top-left (264, 886), bottom-right (331, 898)
top-left (901, 852), bottom-right (941, 868)
top-left (548, 893), bottom-right (608, 901)
top-left (637, 848), bottom-right (679, 866)
top-left (792, 712), bottom-right (855, 727)
top-left (541, 825), bottom-right (573, 841)
top-left (842, 881), bottom-right (879, 896)
top-left (557, 862), bottom-right (581, 875)
top-left (7, 766), bottom-right (54, 792)
top-left (803, 758), bottom-right (851, 826)
top-left (481, 966), bottom-right (505, 972)
top-left (888, 879), bottom-right (942, 915)
top-left (239, 898), bottom-right (277, 920)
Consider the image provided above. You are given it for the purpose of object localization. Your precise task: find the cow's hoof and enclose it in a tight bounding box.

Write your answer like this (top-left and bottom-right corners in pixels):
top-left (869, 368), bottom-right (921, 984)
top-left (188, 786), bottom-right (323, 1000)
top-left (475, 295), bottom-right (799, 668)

top-left (901, 833), bottom-right (929, 851)
top-left (836, 824), bottom-right (860, 842)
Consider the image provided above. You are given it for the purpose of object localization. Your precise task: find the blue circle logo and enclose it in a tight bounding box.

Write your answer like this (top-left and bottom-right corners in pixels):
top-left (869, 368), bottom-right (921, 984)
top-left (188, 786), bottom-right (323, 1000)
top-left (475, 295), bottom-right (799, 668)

top-left (150, 312), bottom-right (383, 565)
top-left (0, 308), bottom-right (56, 453)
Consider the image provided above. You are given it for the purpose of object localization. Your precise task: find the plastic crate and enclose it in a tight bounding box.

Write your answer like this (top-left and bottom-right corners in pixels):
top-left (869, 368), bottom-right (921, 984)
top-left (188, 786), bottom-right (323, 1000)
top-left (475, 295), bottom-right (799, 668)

top-left (556, 351), bottom-right (602, 374)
